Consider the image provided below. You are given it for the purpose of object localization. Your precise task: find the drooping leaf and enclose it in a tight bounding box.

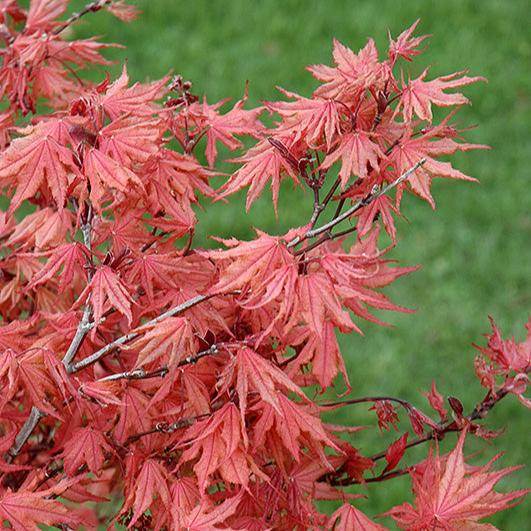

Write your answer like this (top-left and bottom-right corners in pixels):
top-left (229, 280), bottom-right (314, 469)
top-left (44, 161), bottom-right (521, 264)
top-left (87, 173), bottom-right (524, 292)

top-left (77, 265), bottom-right (134, 332)
top-left (63, 427), bottom-right (113, 476)
top-left (0, 485), bottom-right (82, 531)
top-left (129, 316), bottom-right (195, 368)
top-left (384, 430), bottom-right (529, 529)
top-left (383, 432), bottom-right (408, 474)
top-left (328, 503), bottom-right (388, 530)
top-left (0, 120), bottom-right (78, 213)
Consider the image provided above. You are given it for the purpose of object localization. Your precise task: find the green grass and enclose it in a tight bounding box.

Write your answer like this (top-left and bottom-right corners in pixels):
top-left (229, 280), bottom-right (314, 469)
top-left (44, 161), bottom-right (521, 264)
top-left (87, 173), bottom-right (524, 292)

top-left (66, 0), bottom-right (530, 527)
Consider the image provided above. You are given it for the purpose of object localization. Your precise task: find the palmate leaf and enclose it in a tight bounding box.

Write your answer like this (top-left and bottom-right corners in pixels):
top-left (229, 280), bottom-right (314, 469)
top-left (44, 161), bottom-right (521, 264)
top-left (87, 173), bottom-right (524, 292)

top-left (390, 125), bottom-right (488, 207)
top-left (307, 37), bottom-right (380, 101)
top-left (265, 87), bottom-right (342, 150)
top-left (129, 459), bottom-right (172, 528)
top-left (76, 266), bottom-right (134, 332)
top-left (179, 403), bottom-right (248, 492)
top-left (187, 93), bottom-right (264, 167)
top-left (63, 427), bottom-right (113, 476)
top-left (218, 134), bottom-right (302, 212)
top-left (233, 346), bottom-right (307, 417)
top-left (384, 430), bottom-right (529, 530)
top-left (0, 482), bottom-right (82, 531)
top-left (83, 147), bottom-right (144, 212)
top-left (27, 243), bottom-right (90, 293)
top-left (321, 130), bottom-right (384, 186)
top-left (397, 68), bottom-right (486, 122)
top-left (286, 321), bottom-right (350, 391)
top-left (98, 115), bottom-right (162, 167)
top-left (25, 0), bottom-right (68, 32)
top-left (180, 490), bottom-right (243, 530)
top-left (328, 503), bottom-right (388, 531)
top-left (296, 272), bottom-right (354, 336)
top-left (0, 120), bottom-right (78, 214)
top-left (100, 65), bottom-right (167, 119)
top-left (208, 231), bottom-right (294, 293)
top-left (129, 316), bottom-right (195, 368)
top-left (388, 19), bottom-right (428, 63)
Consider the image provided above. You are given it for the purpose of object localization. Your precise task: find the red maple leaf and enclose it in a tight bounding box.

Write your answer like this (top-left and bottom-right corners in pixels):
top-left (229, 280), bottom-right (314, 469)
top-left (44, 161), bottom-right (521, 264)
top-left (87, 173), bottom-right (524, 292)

top-left (424, 380), bottom-right (448, 421)
top-left (122, 458), bottom-right (172, 528)
top-left (384, 430), bottom-right (529, 529)
top-left (25, 0), bottom-right (68, 33)
top-left (383, 432), bottom-right (408, 474)
top-left (0, 482), bottom-right (82, 530)
top-left (179, 403), bottom-right (249, 492)
top-left (179, 490), bottom-right (243, 530)
top-left (77, 265), bottom-right (134, 332)
top-left (129, 316), bottom-right (195, 368)
top-left (63, 427), bottom-right (113, 476)
top-left (321, 130), bottom-right (383, 186)
top-left (266, 88), bottom-right (342, 150)
top-left (189, 93), bottom-right (264, 167)
top-left (219, 134), bottom-right (302, 212)
top-left (398, 68), bottom-right (485, 122)
top-left (98, 65), bottom-right (167, 119)
top-left (390, 125), bottom-right (488, 206)
top-left (308, 38), bottom-right (380, 101)
top-left (388, 19), bottom-right (428, 64)
top-left (328, 503), bottom-right (388, 531)
top-left (27, 242), bottom-right (90, 293)
top-left (0, 120), bottom-right (79, 214)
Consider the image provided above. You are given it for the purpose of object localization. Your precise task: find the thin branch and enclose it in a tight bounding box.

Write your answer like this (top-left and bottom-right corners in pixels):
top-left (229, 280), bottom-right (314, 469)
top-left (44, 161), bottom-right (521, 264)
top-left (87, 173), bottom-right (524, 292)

top-left (96, 344), bottom-right (221, 382)
top-left (97, 367), bottom-right (162, 382)
top-left (124, 413), bottom-right (211, 446)
top-left (5, 407), bottom-right (46, 463)
top-left (182, 229), bottom-right (195, 256)
top-left (288, 159), bottom-right (426, 249)
top-left (323, 380), bottom-right (521, 487)
top-left (330, 467), bottom-right (410, 487)
top-left (68, 292), bottom-right (238, 373)
top-left (320, 176), bottom-right (341, 211)
top-left (54, 0), bottom-right (114, 35)
top-left (308, 186), bottom-right (323, 228)
top-left (63, 206), bottom-right (94, 371)
top-left (322, 395), bottom-right (414, 411)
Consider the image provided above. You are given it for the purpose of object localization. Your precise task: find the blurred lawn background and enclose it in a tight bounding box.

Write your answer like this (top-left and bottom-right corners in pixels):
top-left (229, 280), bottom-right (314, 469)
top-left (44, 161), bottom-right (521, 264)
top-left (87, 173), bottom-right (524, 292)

top-left (66, 0), bottom-right (529, 527)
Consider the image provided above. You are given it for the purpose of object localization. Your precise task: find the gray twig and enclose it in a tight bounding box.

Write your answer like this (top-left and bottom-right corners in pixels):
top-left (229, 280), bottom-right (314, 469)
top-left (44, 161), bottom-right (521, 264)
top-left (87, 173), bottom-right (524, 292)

top-left (63, 207), bottom-right (94, 371)
top-left (54, 0), bottom-right (114, 34)
top-left (5, 407), bottom-right (46, 463)
top-left (96, 344), bottom-right (221, 382)
top-left (287, 159), bottom-right (426, 249)
top-left (69, 293), bottom-right (236, 374)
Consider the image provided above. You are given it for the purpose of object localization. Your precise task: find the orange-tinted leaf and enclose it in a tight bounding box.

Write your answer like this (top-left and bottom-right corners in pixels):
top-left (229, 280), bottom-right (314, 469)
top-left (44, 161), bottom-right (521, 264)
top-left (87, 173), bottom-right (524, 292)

top-left (78, 266), bottom-right (133, 331)
top-left (388, 19), bottom-right (428, 63)
top-left (398, 69), bottom-right (485, 122)
top-left (0, 121), bottom-right (78, 213)
top-left (219, 135), bottom-right (301, 212)
top-left (383, 432), bottom-right (408, 474)
top-left (0, 487), bottom-right (81, 531)
top-left (63, 427), bottom-right (112, 476)
top-left (129, 316), bottom-right (194, 368)
top-left (321, 130), bottom-right (383, 187)
top-left (129, 459), bottom-right (171, 527)
top-left (384, 430), bottom-right (529, 529)
top-left (328, 503), bottom-right (388, 531)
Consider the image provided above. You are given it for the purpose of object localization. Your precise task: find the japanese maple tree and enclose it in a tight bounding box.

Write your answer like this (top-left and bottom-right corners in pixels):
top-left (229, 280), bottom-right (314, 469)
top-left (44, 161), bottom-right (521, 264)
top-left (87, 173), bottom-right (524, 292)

top-left (0, 2), bottom-right (528, 529)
